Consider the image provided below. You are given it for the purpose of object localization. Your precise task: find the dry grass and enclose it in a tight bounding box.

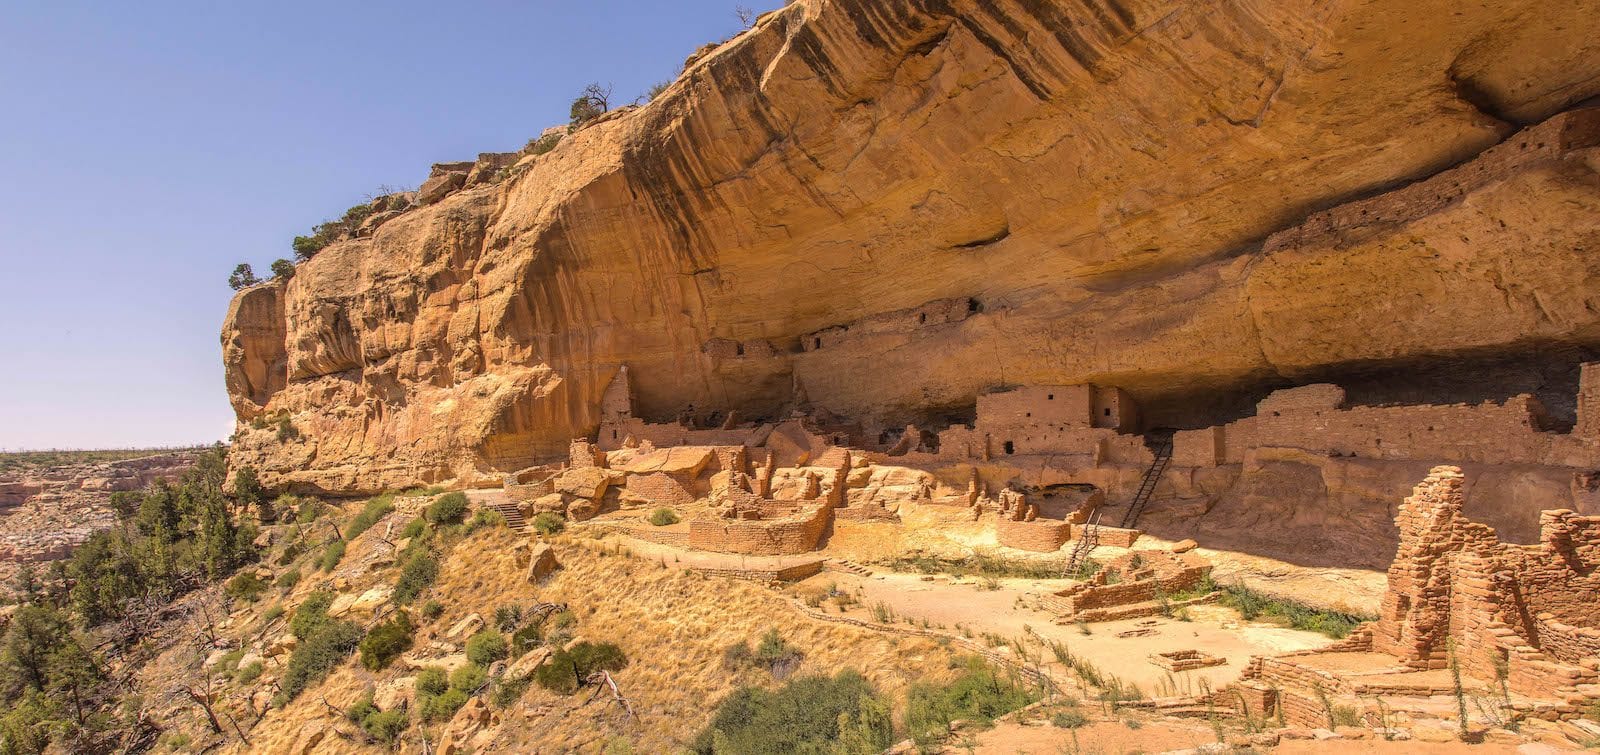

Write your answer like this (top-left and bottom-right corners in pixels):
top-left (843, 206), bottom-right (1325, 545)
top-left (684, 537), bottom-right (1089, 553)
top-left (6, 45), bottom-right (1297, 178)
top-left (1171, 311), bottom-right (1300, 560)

top-left (234, 526), bottom-right (964, 753)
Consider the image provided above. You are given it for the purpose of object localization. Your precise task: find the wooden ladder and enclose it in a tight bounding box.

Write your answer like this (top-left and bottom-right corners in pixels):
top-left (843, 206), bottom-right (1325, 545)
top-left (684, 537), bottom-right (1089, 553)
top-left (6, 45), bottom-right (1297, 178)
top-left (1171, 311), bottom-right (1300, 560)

top-left (1064, 508), bottom-right (1102, 576)
top-left (1117, 436), bottom-right (1173, 530)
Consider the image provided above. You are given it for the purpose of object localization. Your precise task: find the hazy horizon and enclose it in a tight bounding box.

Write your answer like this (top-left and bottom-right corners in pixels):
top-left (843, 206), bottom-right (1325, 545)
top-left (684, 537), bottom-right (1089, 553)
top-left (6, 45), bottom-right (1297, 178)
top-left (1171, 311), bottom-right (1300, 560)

top-left (0, 1), bottom-right (777, 451)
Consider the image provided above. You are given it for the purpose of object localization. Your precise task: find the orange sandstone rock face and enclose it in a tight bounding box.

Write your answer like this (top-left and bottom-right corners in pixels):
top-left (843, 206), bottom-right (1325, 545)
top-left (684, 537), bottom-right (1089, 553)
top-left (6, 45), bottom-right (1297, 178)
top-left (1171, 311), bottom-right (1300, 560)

top-left (222, 0), bottom-right (1600, 493)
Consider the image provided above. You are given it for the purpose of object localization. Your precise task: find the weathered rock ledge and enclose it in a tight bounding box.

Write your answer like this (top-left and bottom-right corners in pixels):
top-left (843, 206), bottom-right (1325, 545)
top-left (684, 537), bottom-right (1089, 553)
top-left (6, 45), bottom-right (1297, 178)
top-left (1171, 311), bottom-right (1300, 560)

top-left (222, 0), bottom-right (1600, 493)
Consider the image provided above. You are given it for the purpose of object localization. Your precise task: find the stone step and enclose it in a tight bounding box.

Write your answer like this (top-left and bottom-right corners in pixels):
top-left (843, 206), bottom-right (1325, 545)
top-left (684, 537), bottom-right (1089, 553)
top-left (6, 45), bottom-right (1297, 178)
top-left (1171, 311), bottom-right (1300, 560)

top-left (483, 502), bottom-right (528, 531)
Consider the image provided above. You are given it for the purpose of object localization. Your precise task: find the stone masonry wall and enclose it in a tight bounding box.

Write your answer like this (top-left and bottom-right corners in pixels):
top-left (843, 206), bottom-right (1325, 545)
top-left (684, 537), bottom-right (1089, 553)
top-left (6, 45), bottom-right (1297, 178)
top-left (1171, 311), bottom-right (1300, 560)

top-left (1577, 362), bottom-right (1600, 441)
top-left (1369, 466), bottom-right (1600, 699)
top-left (686, 502), bottom-right (830, 555)
top-left (995, 518), bottom-right (1070, 552)
top-left (1202, 390), bottom-right (1568, 466)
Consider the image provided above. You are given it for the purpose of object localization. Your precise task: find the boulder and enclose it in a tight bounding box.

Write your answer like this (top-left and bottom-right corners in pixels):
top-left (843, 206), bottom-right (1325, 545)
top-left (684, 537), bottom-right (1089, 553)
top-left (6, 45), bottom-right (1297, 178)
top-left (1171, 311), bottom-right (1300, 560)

top-left (446, 613), bottom-right (484, 639)
top-left (527, 492), bottom-right (567, 515)
top-left (554, 467), bottom-right (610, 500)
top-left (438, 696), bottom-right (499, 755)
top-left (507, 646), bottom-right (552, 678)
top-left (290, 723), bottom-right (328, 755)
top-left (357, 209), bottom-right (403, 237)
top-left (266, 633), bottom-right (297, 657)
top-left (417, 170), bottom-right (468, 205)
top-left (1171, 539), bottom-right (1199, 553)
top-left (329, 586), bottom-right (392, 617)
top-left (567, 498), bottom-right (599, 521)
top-left (374, 676), bottom-right (415, 711)
top-left (402, 652), bottom-right (471, 673)
top-left (526, 543), bottom-right (561, 582)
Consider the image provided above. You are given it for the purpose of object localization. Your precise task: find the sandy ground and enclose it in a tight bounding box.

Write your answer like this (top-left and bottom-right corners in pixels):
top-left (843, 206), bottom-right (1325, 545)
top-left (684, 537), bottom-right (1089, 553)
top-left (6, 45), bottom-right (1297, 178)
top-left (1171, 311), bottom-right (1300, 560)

top-left (960, 717), bottom-right (1546, 755)
top-left (802, 568), bottom-right (1332, 693)
top-left (819, 515), bottom-right (1389, 616)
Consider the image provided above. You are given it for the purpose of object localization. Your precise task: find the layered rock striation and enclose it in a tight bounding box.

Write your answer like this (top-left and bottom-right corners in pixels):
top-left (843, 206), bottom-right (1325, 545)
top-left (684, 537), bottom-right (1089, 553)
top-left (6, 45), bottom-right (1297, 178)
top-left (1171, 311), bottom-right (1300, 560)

top-left (223, 0), bottom-right (1600, 493)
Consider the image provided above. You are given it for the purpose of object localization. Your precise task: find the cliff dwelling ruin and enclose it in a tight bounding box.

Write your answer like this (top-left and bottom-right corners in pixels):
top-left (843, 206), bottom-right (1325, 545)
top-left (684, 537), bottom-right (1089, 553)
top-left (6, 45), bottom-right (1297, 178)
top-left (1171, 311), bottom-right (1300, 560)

top-left (191, 2), bottom-right (1600, 748)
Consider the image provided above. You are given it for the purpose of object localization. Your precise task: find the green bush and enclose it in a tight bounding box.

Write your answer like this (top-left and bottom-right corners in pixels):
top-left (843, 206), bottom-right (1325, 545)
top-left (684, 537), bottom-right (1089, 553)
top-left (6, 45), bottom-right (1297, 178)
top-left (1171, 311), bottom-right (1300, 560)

top-left (531, 512), bottom-right (565, 535)
top-left (276, 416), bottom-right (300, 443)
top-left (347, 694), bottom-right (408, 743)
top-left (648, 508), bottom-right (680, 526)
top-left (511, 624), bottom-right (542, 654)
top-left (290, 590), bottom-right (336, 640)
top-left (722, 642), bottom-right (754, 672)
top-left (216, 648), bottom-right (245, 672)
top-left (277, 619), bottom-right (363, 703)
top-left (289, 495), bottom-right (322, 524)
top-left (392, 549), bottom-right (439, 604)
top-left (292, 234), bottom-right (327, 260)
top-left (494, 605), bottom-right (523, 632)
top-left (400, 516), bottom-right (426, 539)
top-left (421, 599), bottom-right (444, 620)
top-left (420, 688), bottom-right (467, 723)
top-left (492, 674), bottom-right (532, 708)
top-left (1216, 581), bottom-right (1371, 638)
top-left (358, 613), bottom-right (414, 671)
top-left (466, 630), bottom-right (508, 666)
top-left (415, 666), bottom-right (449, 697)
top-left (467, 508), bottom-right (507, 533)
top-left (346, 695), bottom-right (378, 724)
top-left (724, 629), bottom-right (804, 678)
top-left (426, 492), bottom-right (469, 525)
top-left (544, 610), bottom-right (577, 646)
top-left (693, 670), bottom-right (892, 754)
top-left (450, 663), bottom-right (487, 693)
top-left (318, 539), bottom-right (346, 572)
top-left (362, 709), bottom-right (408, 743)
top-left (754, 629), bottom-right (803, 675)
top-left (345, 494), bottom-right (396, 541)
top-left (1052, 709), bottom-right (1089, 729)
top-left (270, 258), bottom-right (295, 280)
top-left (523, 132), bottom-right (562, 156)
top-left (225, 572), bottom-right (267, 602)
top-left (276, 568), bottom-right (302, 592)
top-left (535, 641), bottom-right (628, 695)
top-left (235, 661), bottom-right (264, 684)
top-left (905, 656), bottom-right (1034, 746)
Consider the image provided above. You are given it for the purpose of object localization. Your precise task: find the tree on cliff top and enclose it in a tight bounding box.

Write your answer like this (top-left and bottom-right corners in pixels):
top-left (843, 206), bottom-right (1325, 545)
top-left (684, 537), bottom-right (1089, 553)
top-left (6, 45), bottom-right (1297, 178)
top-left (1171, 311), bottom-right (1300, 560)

top-left (570, 83), bottom-right (612, 128)
top-left (227, 264), bottom-right (259, 290)
top-left (270, 258), bottom-right (295, 280)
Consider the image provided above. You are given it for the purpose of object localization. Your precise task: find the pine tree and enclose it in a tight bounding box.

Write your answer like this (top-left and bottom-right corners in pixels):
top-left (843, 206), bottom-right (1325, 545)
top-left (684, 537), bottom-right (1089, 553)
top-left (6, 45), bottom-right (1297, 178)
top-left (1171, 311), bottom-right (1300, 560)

top-left (228, 263), bottom-right (260, 290)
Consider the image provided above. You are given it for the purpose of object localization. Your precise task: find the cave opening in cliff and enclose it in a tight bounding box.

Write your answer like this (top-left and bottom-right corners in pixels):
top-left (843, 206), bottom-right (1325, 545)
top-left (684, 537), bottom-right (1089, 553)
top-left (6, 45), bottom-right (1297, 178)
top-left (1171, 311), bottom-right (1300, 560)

top-left (1133, 344), bottom-right (1599, 433)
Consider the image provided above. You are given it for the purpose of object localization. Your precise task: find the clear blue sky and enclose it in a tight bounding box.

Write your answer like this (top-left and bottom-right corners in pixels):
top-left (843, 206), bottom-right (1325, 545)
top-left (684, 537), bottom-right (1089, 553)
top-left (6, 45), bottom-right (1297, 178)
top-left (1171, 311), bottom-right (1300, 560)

top-left (0, 1), bottom-right (778, 451)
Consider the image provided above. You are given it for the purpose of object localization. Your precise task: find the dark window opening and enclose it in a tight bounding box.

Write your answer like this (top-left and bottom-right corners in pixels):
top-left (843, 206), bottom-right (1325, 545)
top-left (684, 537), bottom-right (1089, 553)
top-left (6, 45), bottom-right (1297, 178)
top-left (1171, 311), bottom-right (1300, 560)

top-left (1104, 408), bottom-right (1111, 417)
top-left (967, 298), bottom-right (981, 313)
top-left (813, 337), bottom-right (822, 349)
top-left (1047, 394), bottom-right (1053, 400)
top-left (918, 312), bottom-right (927, 324)
top-left (611, 430), bottom-right (618, 440)
top-left (1003, 440), bottom-right (1015, 455)
top-left (1025, 412), bottom-right (1031, 417)
top-left (735, 343), bottom-right (744, 356)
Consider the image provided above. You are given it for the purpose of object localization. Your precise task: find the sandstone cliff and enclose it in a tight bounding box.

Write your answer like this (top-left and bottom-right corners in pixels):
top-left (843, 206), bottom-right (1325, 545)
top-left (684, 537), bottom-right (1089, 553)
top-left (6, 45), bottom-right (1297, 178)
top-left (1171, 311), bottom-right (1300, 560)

top-left (223, 0), bottom-right (1600, 493)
